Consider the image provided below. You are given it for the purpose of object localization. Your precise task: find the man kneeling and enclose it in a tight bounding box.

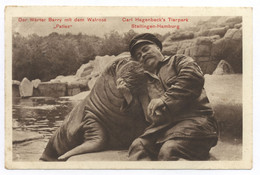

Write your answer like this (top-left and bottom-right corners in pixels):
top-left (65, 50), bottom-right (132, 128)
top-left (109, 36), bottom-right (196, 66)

top-left (128, 33), bottom-right (219, 161)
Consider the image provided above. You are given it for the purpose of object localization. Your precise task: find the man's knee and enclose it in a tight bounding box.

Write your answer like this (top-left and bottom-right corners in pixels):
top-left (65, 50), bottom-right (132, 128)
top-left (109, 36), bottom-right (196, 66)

top-left (158, 140), bottom-right (182, 160)
top-left (129, 138), bottom-right (155, 161)
top-left (158, 139), bottom-right (216, 160)
top-left (129, 137), bottom-right (154, 155)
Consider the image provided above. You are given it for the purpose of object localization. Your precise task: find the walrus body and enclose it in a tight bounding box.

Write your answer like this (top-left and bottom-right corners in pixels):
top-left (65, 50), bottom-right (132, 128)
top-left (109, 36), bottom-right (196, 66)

top-left (40, 58), bottom-right (148, 161)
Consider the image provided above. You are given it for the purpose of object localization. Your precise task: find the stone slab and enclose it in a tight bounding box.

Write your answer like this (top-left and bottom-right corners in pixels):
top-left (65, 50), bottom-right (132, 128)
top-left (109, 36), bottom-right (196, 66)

top-left (37, 82), bottom-right (67, 97)
top-left (67, 141), bottom-right (241, 161)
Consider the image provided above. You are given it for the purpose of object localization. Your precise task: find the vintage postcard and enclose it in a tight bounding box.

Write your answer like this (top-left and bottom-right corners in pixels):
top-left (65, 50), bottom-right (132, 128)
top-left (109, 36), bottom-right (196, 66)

top-left (5, 6), bottom-right (252, 169)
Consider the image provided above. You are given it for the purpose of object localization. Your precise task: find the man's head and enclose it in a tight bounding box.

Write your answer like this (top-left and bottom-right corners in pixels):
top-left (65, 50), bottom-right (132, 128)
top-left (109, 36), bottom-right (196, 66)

top-left (129, 33), bottom-right (164, 73)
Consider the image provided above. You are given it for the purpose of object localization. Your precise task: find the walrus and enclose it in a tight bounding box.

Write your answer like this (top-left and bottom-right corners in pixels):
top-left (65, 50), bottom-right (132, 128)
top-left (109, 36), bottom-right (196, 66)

top-left (40, 57), bottom-right (149, 161)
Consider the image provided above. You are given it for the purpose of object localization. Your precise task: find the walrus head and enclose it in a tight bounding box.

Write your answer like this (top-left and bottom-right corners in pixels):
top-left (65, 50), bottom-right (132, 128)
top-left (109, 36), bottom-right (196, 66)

top-left (114, 58), bottom-right (147, 110)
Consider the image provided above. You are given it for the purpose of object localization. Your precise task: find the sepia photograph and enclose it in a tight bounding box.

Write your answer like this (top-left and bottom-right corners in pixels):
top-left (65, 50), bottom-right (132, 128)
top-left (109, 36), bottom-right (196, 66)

top-left (5, 6), bottom-right (252, 169)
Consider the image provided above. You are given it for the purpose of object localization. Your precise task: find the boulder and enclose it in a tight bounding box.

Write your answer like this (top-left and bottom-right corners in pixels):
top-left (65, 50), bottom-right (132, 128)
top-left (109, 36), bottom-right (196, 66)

top-left (19, 77), bottom-right (33, 97)
top-left (213, 60), bottom-right (234, 75)
top-left (196, 57), bottom-right (211, 62)
top-left (67, 81), bottom-right (81, 96)
top-left (197, 29), bottom-right (209, 37)
top-left (80, 77), bottom-right (91, 89)
top-left (225, 16), bottom-right (242, 24)
top-left (177, 40), bottom-right (194, 55)
top-left (210, 35), bottom-right (221, 41)
top-left (176, 49), bottom-right (185, 54)
top-left (211, 38), bottom-right (225, 57)
top-left (54, 75), bottom-right (65, 81)
top-left (208, 27), bottom-right (228, 37)
top-left (75, 60), bottom-right (94, 78)
top-left (197, 60), bottom-right (219, 74)
top-left (51, 75), bottom-right (78, 84)
top-left (225, 16), bottom-right (242, 28)
top-left (79, 69), bottom-right (93, 78)
top-left (234, 23), bottom-right (242, 29)
top-left (195, 35), bottom-right (220, 45)
top-left (218, 16), bottom-right (242, 28)
top-left (189, 45), bottom-right (211, 57)
top-left (67, 81), bottom-right (81, 89)
top-left (224, 28), bottom-right (242, 40)
top-left (32, 79), bottom-right (41, 88)
top-left (169, 31), bottom-right (194, 40)
top-left (66, 77), bottom-right (91, 96)
top-left (87, 53), bottom-right (131, 89)
top-left (68, 76), bottom-right (91, 89)
top-left (211, 28), bottom-right (242, 73)
top-left (162, 34), bottom-right (236, 74)
top-left (162, 39), bottom-right (194, 56)
top-left (50, 79), bottom-right (61, 83)
top-left (162, 37), bottom-right (178, 47)
top-left (179, 40), bottom-right (194, 48)
top-left (91, 55), bottom-right (117, 76)
top-left (195, 36), bottom-right (213, 45)
top-left (67, 87), bottom-right (81, 96)
top-left (198, 27), bottom-right (227, 37)
top-left (37, 82), bottom-right (67, 97)
top-left (163, 29), bottom-right (242, 75)
top-left (184, 48), bottom-right (190, 56)
top-left (50, 73), bottom-right (91, 95)
top-left (13, 80), bottom-right (20, 86)
top-left (162, 43), bottom-right (179, 55)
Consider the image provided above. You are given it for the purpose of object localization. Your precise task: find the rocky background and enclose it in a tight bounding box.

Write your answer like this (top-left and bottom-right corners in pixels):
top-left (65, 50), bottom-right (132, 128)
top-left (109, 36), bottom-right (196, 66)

top-left (13, 16), bottom-right (242, 98)
top-left (162, 16), bottom-right (242, 74)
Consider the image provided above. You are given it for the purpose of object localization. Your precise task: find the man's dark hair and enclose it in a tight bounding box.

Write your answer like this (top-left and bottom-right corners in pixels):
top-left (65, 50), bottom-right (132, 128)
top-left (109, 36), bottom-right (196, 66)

top-left (129, 33), bottom-right (162, 57)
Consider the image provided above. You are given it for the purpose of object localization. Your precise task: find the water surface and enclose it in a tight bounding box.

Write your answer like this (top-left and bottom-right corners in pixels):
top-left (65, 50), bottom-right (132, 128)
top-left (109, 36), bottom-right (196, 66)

top-left (13, 97), bottom-right (77, 161)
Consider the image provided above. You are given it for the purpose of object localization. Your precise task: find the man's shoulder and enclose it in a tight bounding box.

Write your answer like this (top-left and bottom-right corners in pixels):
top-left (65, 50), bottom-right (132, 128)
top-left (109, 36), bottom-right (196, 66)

top-left (162, 54), bottom-right (192, 64)
top-left (165, 54), bottom-right (196, 64)
top-left (163, 54), bottom-right (188, 60)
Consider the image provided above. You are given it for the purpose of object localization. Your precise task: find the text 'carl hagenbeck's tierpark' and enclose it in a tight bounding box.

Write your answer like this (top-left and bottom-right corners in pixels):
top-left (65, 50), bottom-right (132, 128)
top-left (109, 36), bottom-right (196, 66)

top-left (122, 17), bottom-right (189, 30)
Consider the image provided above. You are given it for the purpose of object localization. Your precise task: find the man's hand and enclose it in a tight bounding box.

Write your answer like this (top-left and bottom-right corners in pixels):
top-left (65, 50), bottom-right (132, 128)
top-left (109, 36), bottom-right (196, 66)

top-left (147, 98), bottom-right (165, 116)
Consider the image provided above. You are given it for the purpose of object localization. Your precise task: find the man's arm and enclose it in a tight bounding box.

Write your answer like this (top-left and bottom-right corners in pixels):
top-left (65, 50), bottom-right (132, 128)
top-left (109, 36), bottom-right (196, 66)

top-left (160, 55), bottom-right (205, 115)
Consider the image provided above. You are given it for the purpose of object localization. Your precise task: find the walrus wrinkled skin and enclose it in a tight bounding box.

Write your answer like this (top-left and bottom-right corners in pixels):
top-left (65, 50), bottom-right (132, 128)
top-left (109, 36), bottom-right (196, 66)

top-left (40, 58), bottom-right (148, 161)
